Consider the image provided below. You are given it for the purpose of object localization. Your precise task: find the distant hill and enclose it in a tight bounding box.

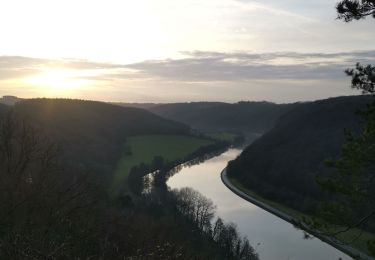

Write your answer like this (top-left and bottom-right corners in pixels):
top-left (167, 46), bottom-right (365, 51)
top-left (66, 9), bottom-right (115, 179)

top-left (149, 101), bottom-right (297, 135)
top-left (0, 95), bottom-right (22, 106)
top-left (113, 102), bottom-right (158, 109)
top-left (12, 99), bottom-right (189, 182)
top-left (227, 95), bottom-right (374, 213)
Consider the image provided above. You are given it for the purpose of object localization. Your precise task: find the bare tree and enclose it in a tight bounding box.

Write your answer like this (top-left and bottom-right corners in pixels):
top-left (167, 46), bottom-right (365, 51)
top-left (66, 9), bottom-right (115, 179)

top-left (173, 188), bottom-right (259, 260)
top-left (0, 111), bottom-right (99, 259)
top-left (173, 187), bottom-right (216, 231)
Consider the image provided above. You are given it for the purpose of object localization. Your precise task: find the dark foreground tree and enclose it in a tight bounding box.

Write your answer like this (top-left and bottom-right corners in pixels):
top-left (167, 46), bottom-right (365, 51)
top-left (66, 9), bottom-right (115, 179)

top-left (0, 111), bottom-right (103, 258)
top-left (336, 1), bottom-right (375, 93)
top-left (337, 0), bottom-right (375, 21)
top-left (346, 63), bottom-right (375, 94)
top-left (318, 104), bottom-right (375, 254)
top-left (315, 0), bottom-right (375, 256)
top-left (172, 187), bottom-right (259, 260)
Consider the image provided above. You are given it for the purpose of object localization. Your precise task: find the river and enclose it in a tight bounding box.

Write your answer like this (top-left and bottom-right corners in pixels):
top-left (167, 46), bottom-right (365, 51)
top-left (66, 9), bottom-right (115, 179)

top-left (167, 148), bottom-right (351, 260)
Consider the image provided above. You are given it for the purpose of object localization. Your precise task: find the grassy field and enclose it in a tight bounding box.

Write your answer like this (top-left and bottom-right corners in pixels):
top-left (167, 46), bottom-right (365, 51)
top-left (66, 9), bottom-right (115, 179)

top-left (111, 134), bottom-right (214, 193)
top-left (229, 177), bottom-right (374, 255)
top-left (206, 132), bottom-right (238, 142)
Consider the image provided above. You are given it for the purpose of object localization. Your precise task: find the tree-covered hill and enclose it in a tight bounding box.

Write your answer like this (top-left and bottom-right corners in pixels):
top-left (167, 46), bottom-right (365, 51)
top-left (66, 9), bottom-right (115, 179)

top-left (0, 103), bottom-right (259, 259)
top-left (12, 98), bottom-right (190, 182)
top-left (112, 102), bottom-right (159, 109)
top-left (227, 95), bottom-right (373, 212)
top-left (149, 101), bottom-right (297, 134)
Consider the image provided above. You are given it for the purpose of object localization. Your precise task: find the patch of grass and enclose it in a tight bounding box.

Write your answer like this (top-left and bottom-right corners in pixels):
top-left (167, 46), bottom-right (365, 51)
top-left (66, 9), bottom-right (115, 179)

top-left (111, 134), bottom-right (214, 193)
top-left (335, 228), bottom-right (374, 254)
top-left (229, 177), bottom-right (307, 220)
top-left (207, 132), bottom-right (237, 142)
top-left (229, 177), bottom-right (375, 255)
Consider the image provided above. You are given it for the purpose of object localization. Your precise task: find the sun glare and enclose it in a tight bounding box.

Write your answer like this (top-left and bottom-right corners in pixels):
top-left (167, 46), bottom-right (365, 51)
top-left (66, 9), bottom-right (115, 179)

top-left (25, 69), bottom-right (91, 94)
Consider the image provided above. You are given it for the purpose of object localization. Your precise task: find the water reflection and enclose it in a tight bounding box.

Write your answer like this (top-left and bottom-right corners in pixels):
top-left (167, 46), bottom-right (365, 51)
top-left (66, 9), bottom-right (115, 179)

top-left (167, 149), bottom-right (351, 260)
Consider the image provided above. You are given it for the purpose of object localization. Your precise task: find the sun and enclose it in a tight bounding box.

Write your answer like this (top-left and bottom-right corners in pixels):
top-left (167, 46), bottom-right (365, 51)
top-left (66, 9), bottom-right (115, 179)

top-left (25, 68), bottom-right (90, 94)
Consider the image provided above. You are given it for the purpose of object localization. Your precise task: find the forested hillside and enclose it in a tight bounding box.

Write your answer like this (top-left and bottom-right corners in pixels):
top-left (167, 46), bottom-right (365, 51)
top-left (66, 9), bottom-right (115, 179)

top-left (149, 101), bottom-right (297, 134)
top-left (227, 95), bottom-right (373, 213)
top-left (12, 99), bottom-right (189, 183)
top-left (0, 106), bottom-right (258, 259)
top-left (113, 102), bottom-right (158, 109)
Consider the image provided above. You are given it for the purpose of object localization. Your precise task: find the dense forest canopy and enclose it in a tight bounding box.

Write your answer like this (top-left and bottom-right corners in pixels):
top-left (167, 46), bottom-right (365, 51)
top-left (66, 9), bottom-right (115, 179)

top-left (227, 95), bottom-right (373, 213)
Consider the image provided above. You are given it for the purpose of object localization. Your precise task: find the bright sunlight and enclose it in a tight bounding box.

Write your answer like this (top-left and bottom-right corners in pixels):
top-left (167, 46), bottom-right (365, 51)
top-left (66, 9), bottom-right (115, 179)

top-left (24, 69), bottom-right (91, 94)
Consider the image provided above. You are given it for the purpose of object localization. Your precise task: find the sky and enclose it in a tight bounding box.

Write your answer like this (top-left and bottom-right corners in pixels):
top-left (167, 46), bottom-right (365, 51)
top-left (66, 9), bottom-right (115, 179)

top-left (1, 0), bottom-right (374, 103)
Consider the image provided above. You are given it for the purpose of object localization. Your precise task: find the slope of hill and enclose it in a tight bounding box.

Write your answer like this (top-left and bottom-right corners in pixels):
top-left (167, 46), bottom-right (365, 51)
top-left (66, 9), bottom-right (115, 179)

top-left (149, 101), bottom-right (296, 135)
top-left (12, 98), bottom-right (190, 182)
top-left (227, 95), bottom-right (373, 213)
top-left (112, 102), bottom-right (158, 109)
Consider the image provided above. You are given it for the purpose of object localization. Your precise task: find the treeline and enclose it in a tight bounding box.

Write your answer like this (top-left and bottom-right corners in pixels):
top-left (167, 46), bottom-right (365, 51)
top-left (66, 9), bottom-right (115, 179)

top-left (172, 188), bottom-right (258, 259)
top-left (127, 141), bottom-right (231, 195)
top-left (128, 167), bottom-right (259, 259)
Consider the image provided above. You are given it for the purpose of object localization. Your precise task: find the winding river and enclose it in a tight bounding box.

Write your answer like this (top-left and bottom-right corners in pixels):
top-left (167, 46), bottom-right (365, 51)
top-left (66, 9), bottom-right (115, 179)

top-left (167, 148), bottom-right (351, 260)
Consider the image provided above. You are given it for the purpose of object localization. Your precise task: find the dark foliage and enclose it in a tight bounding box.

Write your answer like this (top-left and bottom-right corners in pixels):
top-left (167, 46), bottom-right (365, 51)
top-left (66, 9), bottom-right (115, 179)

top-left (336, 0), bottom-right (375, 21)
top-left (170, 188), bottom-right (259, 260)
top-left (0, 111), bottom-right (105, 259)
top-left (336, 0), bottom-right (375, 96)
top-left (309, 1), bottom-right (375, 254)
top-left (0, 110), bottom-right (257, 259)
top-left (315, 99), bottom-right (375, 247)
top-left (345, 63), bottom-right (375, 94)
top-left (227, 95), bottom-right (373, 213)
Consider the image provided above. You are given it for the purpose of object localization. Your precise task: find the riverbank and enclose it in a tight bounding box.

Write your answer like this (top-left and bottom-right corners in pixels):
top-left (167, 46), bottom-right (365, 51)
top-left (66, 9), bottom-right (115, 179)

top-left (221, 168), bottom-right (374, 260)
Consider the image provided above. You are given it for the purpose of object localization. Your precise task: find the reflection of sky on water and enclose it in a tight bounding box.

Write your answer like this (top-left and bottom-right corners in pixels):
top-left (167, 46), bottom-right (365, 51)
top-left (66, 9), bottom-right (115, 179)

top-left (168, 149), bottom-right (351, 260)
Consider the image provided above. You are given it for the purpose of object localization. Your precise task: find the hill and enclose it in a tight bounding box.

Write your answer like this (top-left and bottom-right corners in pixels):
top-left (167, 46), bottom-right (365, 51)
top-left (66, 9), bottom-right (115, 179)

top-left (0, 99), bottom-right (258, 259)
top-left (12, 98), bottom-right (190, 183)
top-left (149, 101), bottom-right (296, 135)
top-left (227, 95), bottom-right (373, 213)
top-left (112, 102), bottom-right (158, 109)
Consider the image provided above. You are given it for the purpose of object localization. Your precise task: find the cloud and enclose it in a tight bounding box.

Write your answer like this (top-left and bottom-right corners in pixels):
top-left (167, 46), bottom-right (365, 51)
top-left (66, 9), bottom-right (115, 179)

top-left (124, 50), bottom-right (375, 82)
top-left (0, 56), bottom-right (126, 80)
top-left (1, 51), bottom-right (369, 103)
top-left (1, 50), bottom-right (375, 84)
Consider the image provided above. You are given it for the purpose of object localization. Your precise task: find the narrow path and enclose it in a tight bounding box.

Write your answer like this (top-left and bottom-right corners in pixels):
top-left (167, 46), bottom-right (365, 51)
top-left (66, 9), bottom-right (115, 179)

top-left (221, 168), bottom-right (374, 260)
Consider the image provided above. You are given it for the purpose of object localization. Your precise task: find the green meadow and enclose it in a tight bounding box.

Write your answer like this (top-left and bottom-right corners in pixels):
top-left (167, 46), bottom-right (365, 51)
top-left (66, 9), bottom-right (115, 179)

top-left (111, 134), bottom-right (214, 193)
